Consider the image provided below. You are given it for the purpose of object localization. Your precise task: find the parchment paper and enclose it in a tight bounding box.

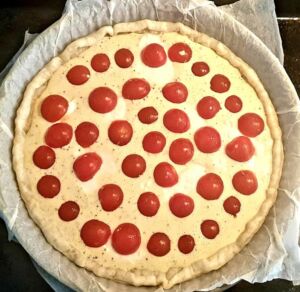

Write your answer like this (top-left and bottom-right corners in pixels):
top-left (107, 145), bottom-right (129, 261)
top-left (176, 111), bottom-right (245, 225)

top-left (0, 0), bottom-right (300, 291)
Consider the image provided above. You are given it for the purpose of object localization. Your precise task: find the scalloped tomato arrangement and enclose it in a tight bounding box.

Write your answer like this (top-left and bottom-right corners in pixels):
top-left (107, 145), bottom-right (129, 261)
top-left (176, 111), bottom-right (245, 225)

top-left (32, 40), bottom-right (265, 258)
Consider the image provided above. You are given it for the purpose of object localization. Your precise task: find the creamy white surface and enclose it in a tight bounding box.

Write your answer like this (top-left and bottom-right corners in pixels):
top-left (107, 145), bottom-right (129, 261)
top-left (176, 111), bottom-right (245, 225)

top-left (23, 32), bottom-right (273, 272)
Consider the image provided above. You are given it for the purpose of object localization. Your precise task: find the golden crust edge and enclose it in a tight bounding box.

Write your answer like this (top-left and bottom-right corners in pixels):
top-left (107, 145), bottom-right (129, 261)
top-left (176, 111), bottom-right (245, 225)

top-left (12, 19), bottom-right (284, 289)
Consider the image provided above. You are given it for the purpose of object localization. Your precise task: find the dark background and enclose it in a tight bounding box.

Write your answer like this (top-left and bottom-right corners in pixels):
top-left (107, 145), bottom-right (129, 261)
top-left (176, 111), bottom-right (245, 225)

top-left (0, 1), bottom-right (300, 291)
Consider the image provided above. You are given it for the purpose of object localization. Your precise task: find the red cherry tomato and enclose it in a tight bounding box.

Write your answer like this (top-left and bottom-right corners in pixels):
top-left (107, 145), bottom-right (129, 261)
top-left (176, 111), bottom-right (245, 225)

top-left (122, 154), bottom-right (146, 178)
top-left (162, 82), bottom-right (188, 103)
top-left (225, 136), bottom-right (255, 162)
top-left (66, 65), bottom-right (90, 85)
top-left (225, 95), bottom-right (242, 113)
top-left (75, 122), bottom-right (99, 148)
top-left (37, 175), bottom-right (60, 198)
top-left (114, 48), bottom-right (134, 68)
top-left (98, 184), bottom-right (123, 211)
top-left (196, 173), bottom-right (224, 200)
top-left (73, 152), bottom-right (102, 182)
top-left (168, 43), bottom-right (192, 63)
top-left (33, 145), bottom-right (56, 169)
top-left (41, 95), bottom-right (68, 122)
top-left (169, 138), bottom-right (194, 165)
top-left (147, 232), bottom-right (170, 256)
top-left (201, 220), bottom-right (219, 239)
top-left (112, 223), bottom-right (141, 255)
top-left (232, 170), bottom-right (258, 195)
top-left (122, 78), bottom-right (151, 100)
top-left (197, 96), bottom-right (221, 119)
top-left (138, 106), bottom-right (158, 124)
top-left (91, 53), bottom-right (110, 72)
top-left (80, 219), bottom-right (111, 247)
top-left (210, 74), bottom-right (231, 93)
top-left (45, 123), bottom-right (73, 148)
top-left (191, 62), bottom-right (210, 77)
top-left (58, 201), bottom-right (80, 221)
top-left (223, 196), bottom-right (241, 216)
top-left (178, 235), bottom-right (195, 254)
top-left (163, 109), bottom-right (190, 133)
top-left (137, 192), bottom-right (160, 217)
top-left (194, 127), bottom-right (221, 153)
top-left (142, 131), bottom-right (166, 154)
top-left (153, 162), bottom-right (178, 187)
top-left (108, 120), bottom-right (133, 146)
top-left (88, 87), bottom-right (117, 113)
top-left (169, 193), bottom-right (194, 218)
top-left (141, 43), bottom-right (167, 67)
top-left (238, 113), bottom-right (264, 137)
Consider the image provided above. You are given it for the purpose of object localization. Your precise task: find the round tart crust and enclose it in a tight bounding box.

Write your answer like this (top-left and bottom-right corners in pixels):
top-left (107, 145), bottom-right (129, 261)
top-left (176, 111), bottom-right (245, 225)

top-left (13, 20), bottom-right (283, 288)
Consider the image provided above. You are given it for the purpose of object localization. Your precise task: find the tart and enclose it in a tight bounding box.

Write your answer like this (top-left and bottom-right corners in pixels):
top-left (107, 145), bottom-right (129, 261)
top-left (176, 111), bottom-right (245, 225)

top-left (13, 20), bottom-right (283, 288)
